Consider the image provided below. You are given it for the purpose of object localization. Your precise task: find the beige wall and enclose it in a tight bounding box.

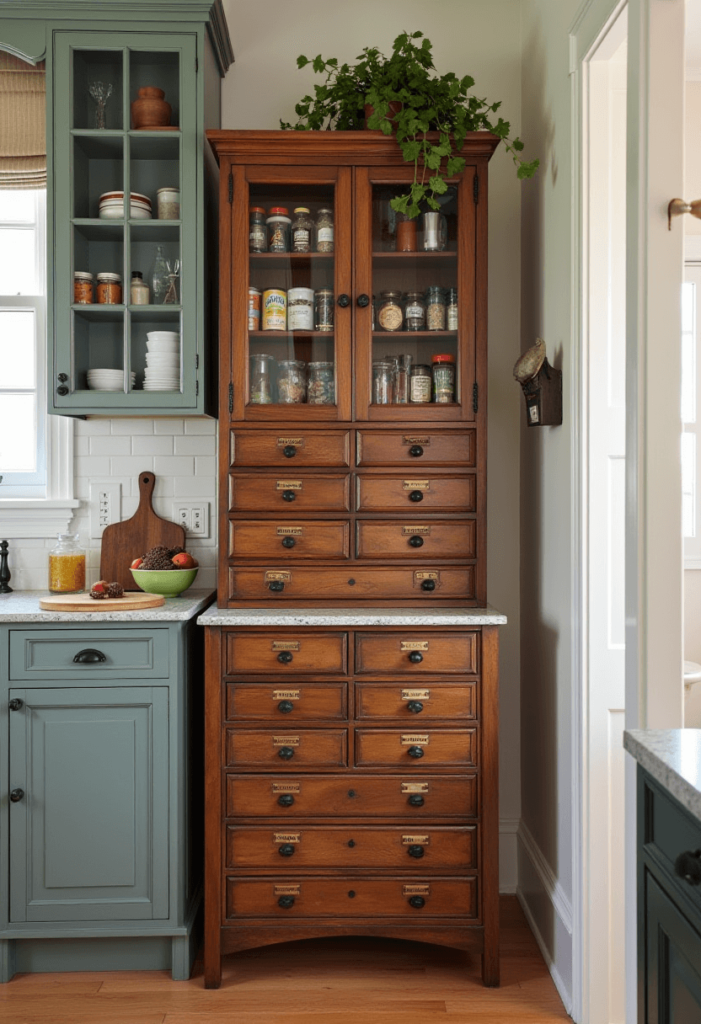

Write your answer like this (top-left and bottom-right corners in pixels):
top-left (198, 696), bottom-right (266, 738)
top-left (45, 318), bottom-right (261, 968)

top-left (685, 81), bottom-right (701, 234)
top-left (220, 0), bottom-right (524, 881)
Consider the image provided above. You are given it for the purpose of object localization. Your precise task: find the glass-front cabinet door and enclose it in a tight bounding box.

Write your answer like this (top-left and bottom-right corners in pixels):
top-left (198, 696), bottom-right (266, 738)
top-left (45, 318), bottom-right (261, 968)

top-left (354, 166), bottom-right (478, 422)
top-left (229, 166), bottom-right (352, 422)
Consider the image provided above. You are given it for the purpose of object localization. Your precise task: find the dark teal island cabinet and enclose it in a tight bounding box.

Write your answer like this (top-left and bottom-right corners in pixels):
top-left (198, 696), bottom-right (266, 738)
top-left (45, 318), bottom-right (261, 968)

top-left (0, 591), bottom-right (214, 982)
top-left (625, 730), bottom-right (701, 1022)
top-left (0, 0), bottom-right (232, 416)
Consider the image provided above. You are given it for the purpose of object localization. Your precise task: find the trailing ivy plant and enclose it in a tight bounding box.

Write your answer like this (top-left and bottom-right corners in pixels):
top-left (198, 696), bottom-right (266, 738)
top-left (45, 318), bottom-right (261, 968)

top-left (280, 31), bottom-right (538, 218)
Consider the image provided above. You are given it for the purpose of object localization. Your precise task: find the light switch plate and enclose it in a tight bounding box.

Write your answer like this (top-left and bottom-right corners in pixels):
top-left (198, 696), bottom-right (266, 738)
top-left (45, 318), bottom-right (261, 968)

top-left (90, 482), bottom-right (122, 537)
top-left (173, 501), bottom-right (210, 538)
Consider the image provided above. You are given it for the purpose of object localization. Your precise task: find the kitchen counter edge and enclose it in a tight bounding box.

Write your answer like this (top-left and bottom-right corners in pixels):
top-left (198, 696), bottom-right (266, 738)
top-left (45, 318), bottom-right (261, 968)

top-left (0, 590), bottom-right (216, 622)
top-left (624, 728), bottom-right (701, 821)
top-left (197, 605), bottom-right (508, 627)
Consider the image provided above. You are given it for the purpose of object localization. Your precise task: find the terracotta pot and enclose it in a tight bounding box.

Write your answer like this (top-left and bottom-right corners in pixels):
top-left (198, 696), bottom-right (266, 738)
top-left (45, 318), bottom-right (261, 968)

top-left (131, 87), bottom-right (172, 129)
top-left (364, 101), bottom-right (402, 128)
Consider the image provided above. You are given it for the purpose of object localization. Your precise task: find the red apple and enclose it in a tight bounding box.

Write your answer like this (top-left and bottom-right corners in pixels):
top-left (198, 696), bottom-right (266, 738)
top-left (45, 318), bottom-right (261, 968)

top-left (171, 551), bottom-right (198, 569)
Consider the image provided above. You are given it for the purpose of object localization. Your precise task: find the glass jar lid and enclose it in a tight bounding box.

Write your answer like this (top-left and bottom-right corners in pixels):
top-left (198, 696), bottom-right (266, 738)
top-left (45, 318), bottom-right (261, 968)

top-left (411, 364), bottom-right (432, 374)
top-left (96, 272), bottom-right (122, 282)
top-left (379, 291), bottom-right (402, 300)
top-left (293, 206), bottom-right (311, 214)
top-left (405, 291), bottom-right (424, 301)
top-left (268, 206), bottom-right (289, 216)
top-left (131, 271), bottom-right (143, 279)
top-left (157, 186), bottom-right (180, 195)
top-left (309, 360), bottom-right (333, 368)
top-left (249, 206), bottom-right (266, 215)
top-left (74, 271), bottom-right (94, 280)
top-left (425, 286), bottom-right (445, 298)
top-left (278, 359), bottom-right (306, 368)
top-left (432, 353), bottom-right (455, 363)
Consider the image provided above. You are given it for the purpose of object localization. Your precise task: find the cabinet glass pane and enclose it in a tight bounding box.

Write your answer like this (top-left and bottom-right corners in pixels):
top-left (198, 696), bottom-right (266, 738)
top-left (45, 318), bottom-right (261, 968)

top-left (129, 50), bottom-right (180, 129)
top-left (130, 307), bottom-right (182, 394)
top-left (72, 50), bottom-right (124, 131)
top-left (73, 309), bottom-right (126, 392)
top-left (72, 135), bottom-right (124, 220)
top-left (247, 185), bottom-right (336, 408)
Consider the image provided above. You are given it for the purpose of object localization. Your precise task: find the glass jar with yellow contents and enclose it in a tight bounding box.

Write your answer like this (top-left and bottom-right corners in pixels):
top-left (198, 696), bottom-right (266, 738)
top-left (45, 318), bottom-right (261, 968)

top-left (48, 533), bottom-right (86, 593)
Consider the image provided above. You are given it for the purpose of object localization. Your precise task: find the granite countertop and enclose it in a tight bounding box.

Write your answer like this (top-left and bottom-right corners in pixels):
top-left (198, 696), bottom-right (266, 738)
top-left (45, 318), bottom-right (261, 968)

top-left (198, 605), bottom-right (507, 626)
top-left (0, 590), bottom-right (216, 623)
top-left (624, 729), bottom-right (701, 820)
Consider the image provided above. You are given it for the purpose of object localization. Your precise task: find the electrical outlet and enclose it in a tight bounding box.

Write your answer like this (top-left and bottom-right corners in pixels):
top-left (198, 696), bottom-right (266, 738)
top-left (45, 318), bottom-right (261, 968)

top-left (173, 502), bottom-right (209, 538)
top-left (90, 482), bottom-right (122, 538)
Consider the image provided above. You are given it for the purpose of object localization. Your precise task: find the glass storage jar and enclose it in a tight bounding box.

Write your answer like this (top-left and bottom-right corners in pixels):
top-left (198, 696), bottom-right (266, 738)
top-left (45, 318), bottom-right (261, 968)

top-left (277, 359), bottom-right (307, 403)
top-left (48, 533), bottom-right (86, 594)
top-left (74, 271), bottom-right (94, 304)
top-left (394, 353), bottom-right (412, 404)
top-left (372, 360), bottom-right (395, 404)
top-left (315, 289), bottom-right (334, 331)
top-left (267, 207), bottom-right (291, 253)
top-left (249, 352), bottom-right (275, 404)
top-left (425, 286), bottom-right (446, 331)
top-left (446, 287), bottom-right (459, 331)
top-left (96, 272), bottom-right (122, 305)
top-left (287, 287), bottom-right (314, 330)
top-left (156, 186), bottom-right (180, 220)
top-left (432, 353), bottom-right (456, 404)
top-left (249, 206), bottom-right (267, 252)
top-left (410, 364), bottom-right (432, 403)
top-left (404, 291), bottom-right (426, 331)
top-left (291, 207), bottom-right (314, 253)
top-left (307, 361), bottom-right (335, 404)
top-left (378, 291), bottom-right (403, 332)
top-left (315, 207), bottom-right (334, 252)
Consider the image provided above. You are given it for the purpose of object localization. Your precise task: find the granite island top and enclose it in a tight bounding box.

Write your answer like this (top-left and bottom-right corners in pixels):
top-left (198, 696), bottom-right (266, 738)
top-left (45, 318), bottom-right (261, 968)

top-left (624, 729), bottom-right (701, 820)
top-left (197, 605), bottom-right (507, 627)
top-left (0, 589), bottom-right (215, 623)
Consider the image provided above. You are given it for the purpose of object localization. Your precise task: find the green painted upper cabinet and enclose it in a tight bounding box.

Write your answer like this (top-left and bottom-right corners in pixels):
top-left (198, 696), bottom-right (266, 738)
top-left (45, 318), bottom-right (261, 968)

top-left (40, 3), bottom-right (233, 416)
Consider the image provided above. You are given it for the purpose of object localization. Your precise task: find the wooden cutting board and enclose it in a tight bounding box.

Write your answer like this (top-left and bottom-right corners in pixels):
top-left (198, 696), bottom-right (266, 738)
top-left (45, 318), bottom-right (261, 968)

top-left (40, 592), bottom-right (165, 612)
top-left (100, 471), bottom-right (186, 591)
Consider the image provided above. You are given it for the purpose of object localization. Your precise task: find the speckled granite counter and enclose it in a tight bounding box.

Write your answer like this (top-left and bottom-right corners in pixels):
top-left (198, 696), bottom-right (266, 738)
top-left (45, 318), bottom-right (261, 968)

top-left (624, 729), bottom-right (701, 820)
top-left (197, 605), bottom-right (507, 627)
top-left (0, 589), bottom-right (215, 622)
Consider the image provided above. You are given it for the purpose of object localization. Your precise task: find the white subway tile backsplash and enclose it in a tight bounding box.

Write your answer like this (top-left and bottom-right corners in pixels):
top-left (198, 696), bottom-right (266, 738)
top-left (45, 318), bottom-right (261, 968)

top-left (90, 435), bottom-right (132, 456)
top-left (111, 455), bottom-right (154, 476)
top-left (153, 419), bottom-right (185, 435)
top-left (132, 435), bottom-right (175, 456)
top-left (174, 435), bottom-right (216, 456)
top-left (75, 436), bottom-right (90, 457)
top-left (195, 456), bottom-right (217, 476)
top-left (111, 418), bottom-right (155, 435)
top-left (173, 475), bottom-right (216, 497)
top-left (154, 456), bottom-right (194, 476)
top-left (75, 418), bottom-right (111, 435)
top-left (184, 418), bottom-right (216, 434)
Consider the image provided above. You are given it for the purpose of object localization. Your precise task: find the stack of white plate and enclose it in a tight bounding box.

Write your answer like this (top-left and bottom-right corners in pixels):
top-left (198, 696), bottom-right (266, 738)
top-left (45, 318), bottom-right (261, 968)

top-left (144, 331), bottom-right (180, 391)
top-left (98, 191), bottom-right (152, 220)
top-left (87, 368), bottom-right (136, 391)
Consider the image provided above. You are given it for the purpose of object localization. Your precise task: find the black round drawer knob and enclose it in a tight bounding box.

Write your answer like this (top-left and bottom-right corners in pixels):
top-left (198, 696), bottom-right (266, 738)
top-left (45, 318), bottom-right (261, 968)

top-left (278, 746), bottom-right (295, 760)
top-left (421, 579), bottom-right (436, 592)
top-left (282, 490), bottom-right (296, 502)
top-left (408, 535), bottom-right (424, 548)
top-left (357, 293), bottom-right (370, 307)
top-left (281, 536), bottom-right (296, 548)
top-left (347, 789), bottom-right (356, 798)
top-left (278, 895), bottom-right (295, 909)
top-left (57, 372), bottom-right (69, 383)
top-left (73, 648), bottom-right (107, 664)
top-left (407, 701), bottom-right (424, 714)
top-left (409, 490), bottom-right (424, 503)
top-left (277, 651), bottom-right (293, 664)
top-left (10, 788), bottom-right (24, 803)
top-left (9, 698), bottom-right (23, 711)
top-left (675, 850), bottom-right (701, 886)
top-left (408, 896), bottom-right (425, 909)
top-left (57, 385), bottom-right (69, 396)
top-left (408, 794), bottom-right (425, 807)
top-left (408, 845), bottom-right (425, 859)
top-left (408, 651), bottom-right (423, 664)
top-left (269, 580), bottom-right (285, 592)
top-left (409, 445), bottom-right (424, 457)
top-left (337, 293), bottom-right (350, 308)
top-left (407, 745), bottom-right (425, 759)
top-left (277, 793), bottom-right (295, 807)
top-left (278, 700), bottom-right (295, 714)
top-left (278, 844), bottom-right (296, 857)
top-left (347, 839), bottom-right (356, 848)
top-left (282, 445), bottom-right (297, 459)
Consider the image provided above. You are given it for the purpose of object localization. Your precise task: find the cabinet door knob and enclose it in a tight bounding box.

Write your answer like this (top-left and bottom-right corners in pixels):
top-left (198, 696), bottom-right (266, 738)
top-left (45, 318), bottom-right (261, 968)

top-left (347, 839), bottom-right (356, 848)
top-left (421, 579), bottom-right (436, 592)
top-left (282, 490), bottom-right (296, 502)
top-left (278, 700), bottom-right (295, 714)
top-left (337, 294), bottom-right (350, 308)
top-left (409, 445), bottom-right (424, 457)
top-left (408, 535), bottom-right (424, 548)
top-left (407, 745), bottom-right (425, 759)
top-left (409, 490), bottom-right (424, 503)
top-left (10, 788), bottom-right (24, 803)
top-left (56, 385), bottom-right (69, 396)
top-left (278, 844), bottom-right (296, 857)
top-left (277, 651), bottom-right (293, 664)
top-left (407, 701), bottom-right (424, 714)
top-left (268, 580), bottom-right (285, 592)
top-left (278, 746), bottom-right (295, 760)
top-left (277, 793), bottom-right (295, 807)
top-left (408, 651), bottom-right (423, 664)
top-left (57, 372), bottom-right (69, 383)
top-left (408, 895), bottom-right (426, 909)
top-left (281, 536), bottom-right (296, 548)
top-left (278, 895), bottom-right (295, 908)
top-left (408, 794), bottom-right (425, 807)
top-left (407, 844), bottom-right (425, 859)
top-left (282, 445), bottom-right (297, 458)
top-left (8, 698), bottom-right (23, 711)
top-left (73, 648), bottom-right (107, 664)
top-left (675, 849), bottom-right (701, 886)
top-left (357, 294), bottom-right (370, 307)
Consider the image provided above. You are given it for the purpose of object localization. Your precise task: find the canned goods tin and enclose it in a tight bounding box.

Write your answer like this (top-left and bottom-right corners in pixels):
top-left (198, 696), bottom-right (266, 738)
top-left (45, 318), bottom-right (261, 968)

top-left (262, 288), bottom-right (287, 330)
top-left (287, 287), bottom-right (314, 331)
top-left (248, 286), bottom-right (262, 331)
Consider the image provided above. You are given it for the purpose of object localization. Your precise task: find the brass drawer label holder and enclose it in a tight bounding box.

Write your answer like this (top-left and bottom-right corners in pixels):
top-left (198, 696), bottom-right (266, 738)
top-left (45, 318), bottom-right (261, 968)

top-left (401, 734), bottom-right (429, 745)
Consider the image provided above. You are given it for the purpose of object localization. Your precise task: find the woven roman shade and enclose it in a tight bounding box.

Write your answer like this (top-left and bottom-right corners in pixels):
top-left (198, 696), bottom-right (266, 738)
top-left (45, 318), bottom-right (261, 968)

top-left (0, 51), bottom-right (46, 189)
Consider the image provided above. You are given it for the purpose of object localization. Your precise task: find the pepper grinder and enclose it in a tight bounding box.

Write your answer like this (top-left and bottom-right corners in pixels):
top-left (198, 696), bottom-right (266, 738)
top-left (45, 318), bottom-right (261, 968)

top-left (0, 539), bottom-right (12, 593)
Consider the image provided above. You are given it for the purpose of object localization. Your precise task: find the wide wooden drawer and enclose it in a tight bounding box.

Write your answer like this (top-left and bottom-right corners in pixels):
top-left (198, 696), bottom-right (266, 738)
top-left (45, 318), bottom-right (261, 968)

top-left (356, 474), bottom-right (476, 512)
top-left (225, 682), bottom-right (347, 721)
top-left (355, 729), bottom-right (477, 768)
top-left (229, 474), bottom-right (351, 512)
top-left (8, 628), bottom-right (169, 680)
top-left (225, 825), bottom-right (477, 871)
top-left (225, 729), bottom-right (348, 769)
top-left (225, 774), bottom-right (478, 818)
top-left (355, 632), bottom-right (478, 675)
top-left (355, 681), bottom-right (477, 720)
top-left (229, 520), bottom-right (350, 560)
top-left (356, 520), bottom-right (476, 560)
top-left (356, 430), bottom-right (476, 467)
top-left (228, 567), bottom-right (475, 602)
top-left (226, 876), bottom-right (478, 919)
top-left (225, 632), bottom-right (347, 675)
top-left (231, 430), bottom-right (351, 467)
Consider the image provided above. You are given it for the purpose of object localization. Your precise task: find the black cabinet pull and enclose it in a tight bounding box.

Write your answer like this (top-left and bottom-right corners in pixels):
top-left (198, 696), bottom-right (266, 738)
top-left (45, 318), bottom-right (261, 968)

top-left (408, 794), bottom-right (425, 807)
top-left (277, 793), bottom-right (295, 807)
top-left (408, 895), bottom-right (425, 909)
top-left (278, 746), bottom-right (295, 760)
top-left (278, 895), bottom-right (295, 908)
top-left (408, 845), bottom-right (425, 859)
top-left (10, 788), bottom-right (24, 803)
top-left (347, 839), bottom-right (356, 848)
top-left (408, 535), bottom-right (424, 548)
top-left (278, 700), bottom-right (294, 714)
top-left (73, 648), bottom-right (107, 664)
top-left (282, 445), bottom-right (297, 459)
top-left (57, 372), bottom-right (69, 383)
top-left (407, 745), bottom-right (425, 759)
top-left (408, 651), bottom-right (423, 664)
top-left (278, 844), bottom-right (296, 857)
top-left (409, 490), bottom-right (424, 503)
top-left (408, 445), bottom-right (424, 457)
top-left (357, 293), bottom-right (370, 307)
top-left (277, 651), bottom-right (293, 664)
top-left (347, 789), bottom-right (356, 798)
top-left (268, 580), bottom-right (285, 592)
top-left (421, 579), bottom-right (436, 592)
top-left (282, 490), bottom-right (296, 502)
top-left (337, 294), bottom-right (350, 308)
top-left (281, 536), bottom-right (296, 548)
top-left (675, 849), bottom-right (701, 886)
top-left (407, 701), bottom-right (424, 714)
top-left (8, 698), bottom-right (23, 711)
top-left (57, 385), bottom-right (69, 396)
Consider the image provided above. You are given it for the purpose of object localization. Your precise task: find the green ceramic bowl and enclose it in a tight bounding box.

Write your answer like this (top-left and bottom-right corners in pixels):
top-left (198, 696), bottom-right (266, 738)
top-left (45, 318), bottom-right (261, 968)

top-left (130, 567), bottom-right (198, 597)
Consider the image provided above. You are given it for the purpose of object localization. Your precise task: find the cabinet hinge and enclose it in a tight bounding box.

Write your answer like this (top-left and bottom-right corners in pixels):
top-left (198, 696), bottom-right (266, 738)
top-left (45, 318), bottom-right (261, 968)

top-left (196, 380), bottom-right (199, 397)
top-left (472, 382), bottom-right (479, 413)
top-left (195, 354), bottom-right (199, 370)
top-left (195, 56), bottom-right (199, 73)
top-left (228, 171), bottom-right (233, 204)
top-left (473, 174), bottom-right (479, 204)
top-left (228, 382), bottom-right (234, 413)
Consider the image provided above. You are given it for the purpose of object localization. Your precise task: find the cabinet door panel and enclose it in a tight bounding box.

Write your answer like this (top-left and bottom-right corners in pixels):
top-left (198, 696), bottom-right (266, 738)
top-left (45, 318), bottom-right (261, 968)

top-left (645, 871), bottom-right (701, 1023)
top-left (9, 686), bottom-right (169, 922)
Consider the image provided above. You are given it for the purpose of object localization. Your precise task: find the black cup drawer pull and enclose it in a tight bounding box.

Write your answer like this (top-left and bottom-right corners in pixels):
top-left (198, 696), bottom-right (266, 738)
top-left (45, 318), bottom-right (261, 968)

top-left (278, 746), bottom-right (295, 760)
top-left (407, 701), bottom-right (424, 714)
top-left (269, 580), bottom-right (285, 592)
top-left (281, 536), bottom-right (296, 548)
top-left (421, 579), bottom-right (436, 592)
top-left (409, 490), bottom-right (424, 503)
top-left (407, 745), bottom-right (425, 759)
top-left (408, 895), bottom-right (425, 909)
top-left (282, 490), bottom-right (297, 502)
top-left (408, 535), bottom-right (424, 548)
top-left (278, 895), bottom-right (295, 908)
top-left (277, 651), bottom-right (293, 664)
top-left (409, 445), bottom-right (424, 457)
top-left (278, 844), bottom-right (296, 857)
top-left (278, 793), bottom-right (295, 807)
top-left (73, 648), bottom-right (107, 664)
top-left (278, 700), bottom-right (295, 714)
top-left (282, 445), bottom-right (297, 459)
top-left (675, 849), bottom-right (701, 886)
top-left (408, 845), bottom-right (425, 859)
top-left (408, 651), bottom-right (423, 664)
top-left (408, 794), bottom-right (425, 807)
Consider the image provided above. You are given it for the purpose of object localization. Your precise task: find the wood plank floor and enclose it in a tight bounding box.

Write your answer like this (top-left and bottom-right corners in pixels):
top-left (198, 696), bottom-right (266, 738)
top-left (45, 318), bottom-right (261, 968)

top-left (0, 897), bottom-right (571, 1023)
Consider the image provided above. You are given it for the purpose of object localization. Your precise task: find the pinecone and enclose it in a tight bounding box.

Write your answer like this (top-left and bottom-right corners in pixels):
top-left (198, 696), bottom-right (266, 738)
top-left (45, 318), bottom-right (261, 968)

top-left (140, 545), bottom-right (176, 570)
top-left (106, 582), bottom-right (124, 598)
top-left (169, 546), bottom-right (185, 558)
top-left (89, 590), bottom-right (105, 600)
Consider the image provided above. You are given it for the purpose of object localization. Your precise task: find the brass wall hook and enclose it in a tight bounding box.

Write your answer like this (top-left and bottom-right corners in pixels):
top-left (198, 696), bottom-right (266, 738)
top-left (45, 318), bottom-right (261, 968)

top-left (668, 197), bottom-right (701, 230)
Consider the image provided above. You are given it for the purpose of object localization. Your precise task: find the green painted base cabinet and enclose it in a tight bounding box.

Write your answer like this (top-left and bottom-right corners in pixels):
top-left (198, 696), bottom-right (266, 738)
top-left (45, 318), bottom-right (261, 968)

top-left (0, 620), bottom-right (204, 982)
top-left (638, 770), bottom-right (701, 1022)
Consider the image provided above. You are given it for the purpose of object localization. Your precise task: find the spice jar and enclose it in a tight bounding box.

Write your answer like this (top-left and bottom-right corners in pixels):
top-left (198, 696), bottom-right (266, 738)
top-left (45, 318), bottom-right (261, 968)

top-left (315, 289), bottom-right (334, 332)
top-left (372, 360), bottom-right (395, 404)
top-left (249, 207), bottom-right (267, 252)
top-left (307, 361), bottom-right (335, 404)
top-left (315, 207), bottom-right (334, 253)
top-left (446, 287), bottom-right (458, 331)
top-left (291, 207), bottom-right (313, 253)
top-left (287, 287), bottom-right (314, 331)
top-left (425, 286), bottom-right (446, 331)
top-left (96, 272), bottom-right (122, 304)
top-left (432, 353), bottom-right (456, 404)
top-left (378, 291), bottom-right (403, 332)
top-left (248, 286), bottom-right (262, 331)
top-left (74, 271), bottom-right (94, 304)
top-left (48, 533), bottom-right (86, 594)
top-left (130, 271), bottom-right (150, 305)
top-left (267, 207), bottom-right (291, 253)
top-left (396, 212), bottom-right (417, 252)
top-left (404, 291), bottom-right (426, 331)
top-left (157, 186), bottom-right (180, 220)
top-left (249, 352), bottom-right (275, 404)
top-left (277, 359), bottom-right (306, 403)
top-left (394, 353), bottom-right (412, 404)
top-left (262, 288), bottom-right (287, 330)
top-left (410, 364), bottom-right (432, 403)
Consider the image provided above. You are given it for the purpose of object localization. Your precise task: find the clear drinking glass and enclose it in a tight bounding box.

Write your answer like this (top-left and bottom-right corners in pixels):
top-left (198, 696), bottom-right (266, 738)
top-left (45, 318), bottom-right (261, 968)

top-left (88, 81), bottom-right (113, 130)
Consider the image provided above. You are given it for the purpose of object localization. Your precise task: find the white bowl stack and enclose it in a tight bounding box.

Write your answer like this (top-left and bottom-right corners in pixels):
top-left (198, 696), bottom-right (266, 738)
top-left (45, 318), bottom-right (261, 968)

top-left (98, 191), bottom-right (152, 220)
top-left (144, 331), bottom-right (180, 391)
top-left (87, 368), bottom-right (136, 391)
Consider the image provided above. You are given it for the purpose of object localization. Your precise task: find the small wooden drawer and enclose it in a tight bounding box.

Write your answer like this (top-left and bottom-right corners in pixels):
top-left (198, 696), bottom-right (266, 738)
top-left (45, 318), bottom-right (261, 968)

top-left (229, 521), bottom-right (350, 560)
top-left (225, 632), bottom-right (347, 676)
top-left (225, 729), bottom-right (348, 769)
top-left (225, 774), bottom-right (478, 819)
top-left (226, 876), bottom-right (478, 919)
top-left (230, 430), bottom-right (351, 467)
top-left (229, 474), bottom-right (351, 512)
top-left (228, 566), bottom-right (475, 602)
top-left (226, 825), bottom-right (477, 871)
top-left (355, 682), bottom-right (477, 720)
top-left (356, 474), bottom-right (476, 512)
top-left (356, 520), bottom-right (476, 560)
top-left (8, 628), bottom-right (169, 680)
top-left (225, 682), bottom-right (347, 721)
top-left (641, 771), bottom-right (701, 913)
top-left (356, 430), bottom-right (476, 467)
top-left (355, 632), bottom-right (478, 675)
top-left (354, 729), bottom-right (477, 768)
